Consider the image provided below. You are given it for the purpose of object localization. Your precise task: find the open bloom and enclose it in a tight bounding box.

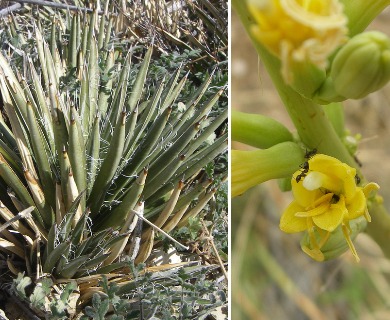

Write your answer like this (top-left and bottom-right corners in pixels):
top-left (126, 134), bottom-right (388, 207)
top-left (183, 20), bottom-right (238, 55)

top-left (280, 154), bottom-right (379, 261)
top-left (248, 0), bottom-right (348, 83)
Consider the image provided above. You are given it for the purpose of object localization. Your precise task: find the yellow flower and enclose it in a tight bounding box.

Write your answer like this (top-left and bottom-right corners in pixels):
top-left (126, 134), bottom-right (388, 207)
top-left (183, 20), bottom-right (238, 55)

top-left (248, 0), bottom-right (348, 83)
top-left (280, 154), bottom-right (379, 261)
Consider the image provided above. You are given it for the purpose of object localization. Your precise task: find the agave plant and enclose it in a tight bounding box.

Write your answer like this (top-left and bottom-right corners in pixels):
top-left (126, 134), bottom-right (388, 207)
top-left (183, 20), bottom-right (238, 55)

top-left (0, 8), bottom-right (227, 309)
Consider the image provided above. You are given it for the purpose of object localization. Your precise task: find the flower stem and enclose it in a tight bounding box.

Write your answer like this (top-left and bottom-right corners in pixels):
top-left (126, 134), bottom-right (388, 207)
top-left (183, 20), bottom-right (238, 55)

top-left (365, 202), bottom-right (390, 259)
top-left (233, 0), bottom-right (390, 258)
top-left (232, 0), bottom-right (356, 167)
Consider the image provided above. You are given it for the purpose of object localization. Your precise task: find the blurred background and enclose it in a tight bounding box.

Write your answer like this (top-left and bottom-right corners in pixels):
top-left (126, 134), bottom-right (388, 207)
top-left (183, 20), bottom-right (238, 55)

top-left (231, 7), bottom-right (390, 320)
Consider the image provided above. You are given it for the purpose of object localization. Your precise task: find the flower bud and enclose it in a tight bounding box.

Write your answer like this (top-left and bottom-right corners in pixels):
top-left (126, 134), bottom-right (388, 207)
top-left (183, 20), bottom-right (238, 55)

top-left (232, 142), bottom-right (304, 197)
top-left (317, 31), bottom-right (390, 102)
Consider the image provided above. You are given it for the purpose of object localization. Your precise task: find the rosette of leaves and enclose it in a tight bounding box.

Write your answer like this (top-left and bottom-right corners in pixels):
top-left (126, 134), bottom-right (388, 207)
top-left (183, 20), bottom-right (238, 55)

top-left (0, 8), bottom-right (227, 301)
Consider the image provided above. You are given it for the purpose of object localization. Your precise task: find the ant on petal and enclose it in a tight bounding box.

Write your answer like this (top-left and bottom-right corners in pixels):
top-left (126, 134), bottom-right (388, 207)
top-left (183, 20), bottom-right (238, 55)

top-left (295, 148), bottom-right (317, 183)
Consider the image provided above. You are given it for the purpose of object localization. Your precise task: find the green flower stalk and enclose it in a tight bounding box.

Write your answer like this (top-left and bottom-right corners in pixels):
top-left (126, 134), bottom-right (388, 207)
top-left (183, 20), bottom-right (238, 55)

top-left (233, 0), bottom-right (390, 261)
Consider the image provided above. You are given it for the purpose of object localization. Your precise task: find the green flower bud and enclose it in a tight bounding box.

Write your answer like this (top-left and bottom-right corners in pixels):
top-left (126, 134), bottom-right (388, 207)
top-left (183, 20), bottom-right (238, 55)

top-left (317, 31), bottom-right (390, 103)
top-left (232, 142), bottom-right (304, 197)
top-left (232, 110), bottom-right (293, 149)
top-left (300, 216), bottom-right (367, 262)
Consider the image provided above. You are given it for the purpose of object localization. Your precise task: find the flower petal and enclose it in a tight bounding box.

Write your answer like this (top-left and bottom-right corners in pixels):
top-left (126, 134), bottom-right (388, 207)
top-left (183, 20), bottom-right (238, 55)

top-left (292, 176), bottom-right (323, 208)
top-left (280, 201), bottom-right (307, 233)
top-left (312, 196), bottom-right (347, 231)
top-left (345, 188), bottom-right (366, 221)
top-left (295, 194), bottom-right (331, 217)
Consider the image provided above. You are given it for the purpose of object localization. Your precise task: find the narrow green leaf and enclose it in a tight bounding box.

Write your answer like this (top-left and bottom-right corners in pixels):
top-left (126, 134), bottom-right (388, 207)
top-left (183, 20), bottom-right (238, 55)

top-left (103, 16), bottom-right (114, 48)
top-left (97, 12), bottom-right (106, 50)
top-left (81, 14), bottom-right (88, 58)
top-left (86, 114), bottom-right (100, 196)
top-left (143, 154), bottom-right (185, 200)
top-left (45, 222), bottom-right (57, 260)
top-left (88, 38), bottom-right (99, 127)
top-left (177, 89), bottom-right (223, 138)
top-left (81, 253), bottom-right (110, 270)
top-left (123, 106), bottom-right (138, 155)
top-left (0, 140), bottom-right (21, 175)
top-left (148, 120), bottom-right (201, 179)
top-left (23, 168), bottom-right (54, 228)
top-left (127, 46), bottom-right (153, 113)
top-left (62, 190), bottom-right (87, 236)
top-left (123, 77), bottom-right (166, 160)
top-left (85, 10), bottom-right (97, 57)
top-left (43, 240), bottom-right (71, 273)
top-left (70, 209), bottom-right (90, 247)
top-left (88, 111), bottom-right (126, 216)
top-left (79, 65), bottom-right (90, 133)
top-left (74, 228), bottom-right (113, 257)
top-left (26, 101), bottom-right (56, 208)
top-left (57, 255), bottom-right (90, 279)
top-left (165, 70), bottom-right (215, 136)
top-left (101, 52), bottom-right (131, 140)
top-left (97, 168), bottom-right (147, 230)
top-left (68, 106), bottom-right (87, 209)
top-left (69, 14), bottom-right (78, 69)
top-left (35, 26), bottom-right (50, 92)
top-left (121, 106), bottom-right (172, 182)
top-left (177, 188), bottom-right (217, 228)
top-left (178, 133), bottom-right (228, 180)
top-left (149, 134), bottom-right (227, 202)
top-left (161, 72), bottom-right (188, 111)
top-left (183, 106), bottom-right (227, 157)
top-left (0, 153), bottom-right (45, 227)
top-left (27, 58), bottom-right (55, 147)
top-left (97, 49), bottom-right (115, 115)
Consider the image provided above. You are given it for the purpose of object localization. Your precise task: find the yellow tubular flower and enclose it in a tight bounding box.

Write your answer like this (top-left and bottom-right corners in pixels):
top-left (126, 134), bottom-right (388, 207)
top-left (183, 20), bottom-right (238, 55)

top-left (280, 154), bottom-right (379, 262)
top-left (248, 0), bottom-right (348, 83)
